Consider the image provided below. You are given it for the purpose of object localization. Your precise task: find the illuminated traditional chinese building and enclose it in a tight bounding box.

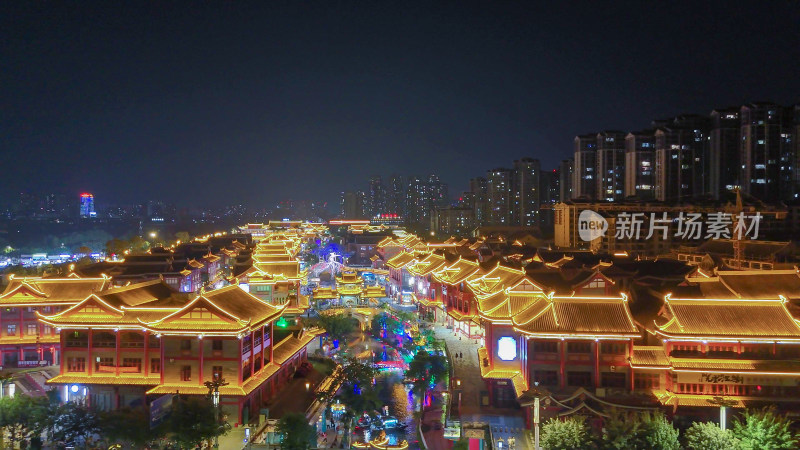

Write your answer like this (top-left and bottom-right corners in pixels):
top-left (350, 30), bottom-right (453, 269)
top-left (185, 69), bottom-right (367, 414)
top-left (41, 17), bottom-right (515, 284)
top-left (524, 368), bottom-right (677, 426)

top-left (0, 275), bottom-right (110, 367)
top-left (631, 279), bottom-right (800, 411)
top-left (38, 283), bottom-right (321, 424)
top-left (431, 257), bottom-right (483, 339)
top-left (406, 253), bottom-right (449, 322)
top-left (467, 263), bottom-right (642, 420)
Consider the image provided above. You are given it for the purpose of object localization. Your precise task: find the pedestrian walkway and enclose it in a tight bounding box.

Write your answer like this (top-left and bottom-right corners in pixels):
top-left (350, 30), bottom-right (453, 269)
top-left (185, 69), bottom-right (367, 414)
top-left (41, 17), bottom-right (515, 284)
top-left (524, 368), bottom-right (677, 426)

top-left (432, 324), bottom-right (483, 413)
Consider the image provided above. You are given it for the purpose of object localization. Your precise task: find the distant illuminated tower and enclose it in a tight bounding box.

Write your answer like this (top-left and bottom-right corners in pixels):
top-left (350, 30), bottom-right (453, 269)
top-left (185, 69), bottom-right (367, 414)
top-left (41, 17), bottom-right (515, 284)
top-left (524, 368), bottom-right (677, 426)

top-left (79, 193), bottom-right (96, 218)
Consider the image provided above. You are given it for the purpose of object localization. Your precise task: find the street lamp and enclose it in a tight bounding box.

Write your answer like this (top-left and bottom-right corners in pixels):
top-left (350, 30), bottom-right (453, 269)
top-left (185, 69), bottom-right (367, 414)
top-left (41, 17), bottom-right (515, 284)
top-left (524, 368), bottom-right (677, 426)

top-left (708, 396), bottom-right (738, 431)
top-left (529, 381), bottom-right (550, 450)
top-left (205, 377), bottom-right (230, 449)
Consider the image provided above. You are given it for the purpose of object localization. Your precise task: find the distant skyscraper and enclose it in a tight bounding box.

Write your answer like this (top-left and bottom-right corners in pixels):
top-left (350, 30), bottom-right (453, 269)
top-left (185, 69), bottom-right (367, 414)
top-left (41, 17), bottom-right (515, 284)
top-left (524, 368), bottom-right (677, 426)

top-left (654, 115), bottom-right (710, 201)
top-left (386, 174), bottom-right (406, 216)
top-left (340, 191), bottom-right (365, 219)
top-left (367, 176), bottom-right (386, 216)
top-left (624, 130), bottom-right (655, 199)
top-left (709, 108), bottom-right (742, 198)
top-left (573, 134), bottom-right (597, 199)
top-left (512, 158), bottom-right (540, 226)
top-left (428, 174), bottom-right (449, 208)
top-left (740, 103), bottom-right (794, 201)
top-left (559, 159), bottom-right (574, 201)
top-left (406, 176), bottom-right (430, 225)
top-left (486, 168), bottom-right (513, 225)
top-left (539, 167), bottom-right (560, 228)
top-left (470, 177), bottom-right (489, 227)
top-left (79, 193), bottom-right (96, 218)
top-left (596, 131), bottom-right (626, 202)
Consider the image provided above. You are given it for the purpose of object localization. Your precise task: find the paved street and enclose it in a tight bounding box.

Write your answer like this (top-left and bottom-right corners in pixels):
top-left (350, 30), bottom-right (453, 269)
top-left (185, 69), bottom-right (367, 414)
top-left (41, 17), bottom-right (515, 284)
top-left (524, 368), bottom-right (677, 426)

top-left (433, 322), bottom-right (534, 449)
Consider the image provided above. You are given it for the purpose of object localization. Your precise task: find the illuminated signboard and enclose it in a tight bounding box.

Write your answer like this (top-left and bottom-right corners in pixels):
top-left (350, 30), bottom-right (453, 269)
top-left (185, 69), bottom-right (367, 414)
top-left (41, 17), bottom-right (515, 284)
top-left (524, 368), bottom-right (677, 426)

top-left (497, 336), bottom-right (517, 361)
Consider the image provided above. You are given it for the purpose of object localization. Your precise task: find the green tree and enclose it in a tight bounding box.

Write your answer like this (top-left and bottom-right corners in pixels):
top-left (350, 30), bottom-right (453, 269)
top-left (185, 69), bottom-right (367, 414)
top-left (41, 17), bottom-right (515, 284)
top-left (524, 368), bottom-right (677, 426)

top-left (599, 409), bottom-right (645, 449)
top-left (314, 312), bottom-right (357, 339)
top-left (0, 395), bottom-right (52, 447)
top-left (174, 231), bottom-right (191, 244)
top-left (452, 438), bottom-right (469, 450)
top-left (277, 412), bottom-right (316, 450)
top-left (684, 421), bottom-right (740, 450)
top-left (732, 407), bottom-right (797, 450)
top-left (100, 406), bottom-right (161, 448)
top-left (105, 238), bottom-right (129, 257)
top-left (641, 412), bottom-right (680, 450)
top-left (405, 350), bottom-right (448, 413)
top-left (540, 417), bottom-right (591, 450)
top-left (50, 401), bottom-right (101, 449)
top-left (167, 395), bottom-right (230, 449)
top-left (129, 235), bottom-right (149, 252)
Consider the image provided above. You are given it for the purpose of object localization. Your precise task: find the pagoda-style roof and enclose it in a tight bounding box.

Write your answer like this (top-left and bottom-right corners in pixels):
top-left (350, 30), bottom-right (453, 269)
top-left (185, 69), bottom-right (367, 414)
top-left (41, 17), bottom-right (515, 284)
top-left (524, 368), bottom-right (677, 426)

top-left (431, 258), bottom-right (482, 285)
top-left (336, 270), bottom-right (361, 285)
top-left (312, 287), bottom-right (339, 299)
top-left (510, 294), bottom-right (637, 338)
top-left (253, 261), bottom-right (303, 279)
top-left (675, 270), bottom-right (800, 300)
top-left (363, 285), bottom-right (386, 298)
top-left (0, 275), bottom-right (110, 306)
top-left (478, 347), bottom-right (526, 397)
top-left (386, 251), bottom-right (417, 269)
top-left (38, 284), bottom-right (284, 335)
top-left (467, 264), bottom-right (528, 296)
top-left (406, 253), bottom-right (448, 277)
top-left (653, 295), bottom-right (800, 341)
top-left (629, 346), bottom-right (670, 369)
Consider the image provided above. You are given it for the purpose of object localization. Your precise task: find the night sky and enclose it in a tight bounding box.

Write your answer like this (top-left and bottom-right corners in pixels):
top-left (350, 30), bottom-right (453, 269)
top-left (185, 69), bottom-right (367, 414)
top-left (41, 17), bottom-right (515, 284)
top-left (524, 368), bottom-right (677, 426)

top-left (2, 1), bottom-right (799, 208)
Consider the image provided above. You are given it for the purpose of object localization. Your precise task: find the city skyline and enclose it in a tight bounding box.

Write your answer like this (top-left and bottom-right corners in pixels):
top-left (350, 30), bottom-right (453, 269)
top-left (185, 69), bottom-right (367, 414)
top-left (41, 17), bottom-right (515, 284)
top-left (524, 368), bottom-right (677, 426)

top-left (3, 2), bottom-right (799, 207)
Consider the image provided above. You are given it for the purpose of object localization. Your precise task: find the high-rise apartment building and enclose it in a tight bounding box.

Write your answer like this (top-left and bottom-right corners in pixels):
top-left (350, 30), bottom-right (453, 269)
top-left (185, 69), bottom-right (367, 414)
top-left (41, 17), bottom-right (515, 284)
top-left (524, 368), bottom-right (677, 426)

top-left (486, 168), bottom-right (513, 225)
top-left (512, 158), bottom-right (540, 226)
top-left (740, 103), bottom-right (794, 201)
top-left (428, 174), bottom-right (449, 209)
top-left (79, 193), bottom-right (96, 218)
top-left (386, 174), bottom-right (406, 216)
top-left (470, 177), bottom-right (489, 227)
top-left (367, 176), bottom-right (386, 216)
top-left (624, 130), bottom-right (655, 199)
top-left (340, 191), bottom-right (365, 219)
top-left (654, 115), bottom-right (710, 201)
top-left (573, 134), bottom-right (597, 199)
top-left (596, 131), bottom-right (626, 202)
top-left (406, 176), bottom-right (430, 225)
top-left (559, 159), bottom-right (574, 201)
top-left (709, 108), bottom-right (742, 199)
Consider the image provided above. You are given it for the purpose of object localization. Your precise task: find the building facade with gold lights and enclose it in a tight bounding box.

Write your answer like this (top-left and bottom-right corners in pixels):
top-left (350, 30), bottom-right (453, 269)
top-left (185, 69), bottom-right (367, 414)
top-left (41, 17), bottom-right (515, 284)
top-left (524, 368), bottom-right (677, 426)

top-left (37, 282), bottom-right (321, 424)
top-left (0, 275), bottom-right (111, 368)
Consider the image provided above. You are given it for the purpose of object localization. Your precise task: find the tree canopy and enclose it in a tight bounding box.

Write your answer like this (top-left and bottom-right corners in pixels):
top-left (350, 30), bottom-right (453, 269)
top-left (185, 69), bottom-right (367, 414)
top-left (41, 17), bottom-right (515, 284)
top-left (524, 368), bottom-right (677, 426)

top-left (277, 412), bottom-right (316, 450)
top-left (540, 417), bottom-right (591, 450)
top-left (732, 407), bottom-right (797, 449)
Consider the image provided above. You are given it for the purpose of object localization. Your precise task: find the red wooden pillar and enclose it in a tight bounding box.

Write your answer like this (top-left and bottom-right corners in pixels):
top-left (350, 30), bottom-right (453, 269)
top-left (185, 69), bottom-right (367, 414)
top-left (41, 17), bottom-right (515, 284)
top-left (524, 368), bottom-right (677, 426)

top-left (270, 323), bottom-right (274, 363)
top-left (59, 331), bottom-right (65, 375)
top-left (88, 328), bottom-right (94, 376)
top-left (144, 332), bottom-right (150, 377)
top-left (559, 339), bottom-right (566, 390)
top-left (115, 330), bottom-right (121, 376)
top-left (238, 336), bottom-right (243, 386)
top-left (594, 341), bottom-right (600, 388)
top-left (629, 339), bottom-right (635, 392)
top-left (159, 336), bottom-right (165, 385)
top-left (198, 336), bottom-right (204, 385)
top-left (249, 330), bottom-right (255, 378)
top-left (261, 326), bottom-right (266, 369)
